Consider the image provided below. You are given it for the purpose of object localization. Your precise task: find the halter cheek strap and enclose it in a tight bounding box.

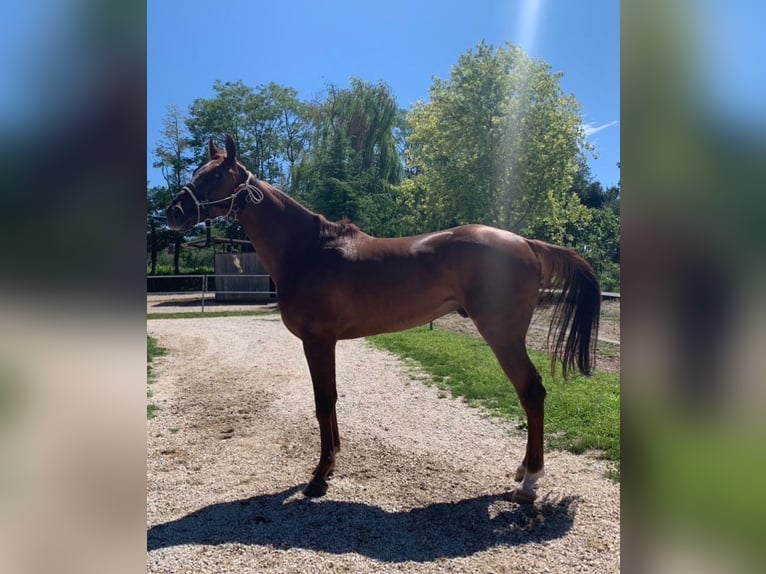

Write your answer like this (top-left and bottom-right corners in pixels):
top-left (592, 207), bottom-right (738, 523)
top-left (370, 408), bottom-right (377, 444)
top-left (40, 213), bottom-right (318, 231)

top-left (179, 171), bottom-right (264, 225)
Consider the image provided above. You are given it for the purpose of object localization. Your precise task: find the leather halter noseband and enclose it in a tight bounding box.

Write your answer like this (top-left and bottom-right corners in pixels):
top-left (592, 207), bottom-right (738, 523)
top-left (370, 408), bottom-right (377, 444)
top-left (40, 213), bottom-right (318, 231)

top-left (178, 171), bottom-right (264, 225)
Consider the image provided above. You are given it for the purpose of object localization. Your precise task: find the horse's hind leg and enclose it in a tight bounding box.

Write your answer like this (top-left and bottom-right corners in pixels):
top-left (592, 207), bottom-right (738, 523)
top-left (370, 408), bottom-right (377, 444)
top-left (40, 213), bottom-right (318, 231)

top-left (302, 337), bottom-right (340, 498)
top-left (472, 318), bottom-right (546, 503)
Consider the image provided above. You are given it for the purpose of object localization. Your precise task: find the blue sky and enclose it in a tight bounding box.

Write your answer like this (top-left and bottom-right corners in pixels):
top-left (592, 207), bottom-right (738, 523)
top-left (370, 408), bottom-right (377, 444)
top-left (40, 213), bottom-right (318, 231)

top-left (148, 0), bottom-right (620, 189)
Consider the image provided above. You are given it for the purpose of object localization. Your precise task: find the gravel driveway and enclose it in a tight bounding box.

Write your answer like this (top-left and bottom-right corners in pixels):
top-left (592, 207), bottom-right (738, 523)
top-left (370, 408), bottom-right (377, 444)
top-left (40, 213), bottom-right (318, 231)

top-left (147, 315), bottom-right (619, 572)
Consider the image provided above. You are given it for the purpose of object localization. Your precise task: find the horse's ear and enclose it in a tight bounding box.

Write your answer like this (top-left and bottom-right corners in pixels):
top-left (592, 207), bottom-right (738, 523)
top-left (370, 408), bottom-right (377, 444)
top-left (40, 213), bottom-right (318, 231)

top-left (224, 134), bottom-right (238, 165)
top-left (208, 137), bottom-right (220, 159)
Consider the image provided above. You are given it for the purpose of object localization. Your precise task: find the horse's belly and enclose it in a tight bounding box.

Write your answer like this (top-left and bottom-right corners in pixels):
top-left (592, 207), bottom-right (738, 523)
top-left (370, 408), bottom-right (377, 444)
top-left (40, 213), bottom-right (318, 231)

top-left (337, 295), bottom-right (460, 339)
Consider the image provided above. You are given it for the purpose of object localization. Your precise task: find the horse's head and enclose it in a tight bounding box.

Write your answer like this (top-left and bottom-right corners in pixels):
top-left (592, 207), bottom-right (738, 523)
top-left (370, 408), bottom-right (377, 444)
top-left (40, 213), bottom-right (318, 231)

top-left (165, 134), bottom-right (253, 232)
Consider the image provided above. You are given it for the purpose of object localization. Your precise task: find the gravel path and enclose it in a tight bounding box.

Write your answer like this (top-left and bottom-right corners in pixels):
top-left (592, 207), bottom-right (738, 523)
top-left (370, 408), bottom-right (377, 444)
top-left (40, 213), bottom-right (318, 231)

top-left (147, 316), bottom-right (619, 572)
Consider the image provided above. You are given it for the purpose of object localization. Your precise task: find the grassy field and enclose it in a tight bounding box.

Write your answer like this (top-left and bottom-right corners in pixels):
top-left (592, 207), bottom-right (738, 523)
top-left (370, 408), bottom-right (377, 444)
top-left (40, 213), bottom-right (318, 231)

top-left (147, 335), bottom-right (165, 419)
top-left (369, 325), bottom-right (620, 479)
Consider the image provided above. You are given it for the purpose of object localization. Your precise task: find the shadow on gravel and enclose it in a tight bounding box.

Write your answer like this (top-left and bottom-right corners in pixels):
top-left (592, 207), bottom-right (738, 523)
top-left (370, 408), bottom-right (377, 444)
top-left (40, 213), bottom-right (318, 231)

top-left (147, 486), bottom-right (578, 562)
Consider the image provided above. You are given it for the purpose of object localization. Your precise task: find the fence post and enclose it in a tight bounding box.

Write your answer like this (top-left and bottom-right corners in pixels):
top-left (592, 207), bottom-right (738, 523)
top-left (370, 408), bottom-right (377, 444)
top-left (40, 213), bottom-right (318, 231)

top-left (201, 274), bottom-right (206, 313)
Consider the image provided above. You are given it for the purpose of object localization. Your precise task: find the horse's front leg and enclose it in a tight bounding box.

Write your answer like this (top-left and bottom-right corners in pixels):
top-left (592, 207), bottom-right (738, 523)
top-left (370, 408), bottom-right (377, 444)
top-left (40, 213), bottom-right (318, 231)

top-left (302, 337), bottom-right (339, 498)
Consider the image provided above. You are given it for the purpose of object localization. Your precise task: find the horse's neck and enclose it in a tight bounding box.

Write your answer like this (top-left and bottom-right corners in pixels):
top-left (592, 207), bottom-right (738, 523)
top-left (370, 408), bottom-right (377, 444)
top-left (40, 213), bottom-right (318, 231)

top-left (237, 179), bottom-right (316, 285)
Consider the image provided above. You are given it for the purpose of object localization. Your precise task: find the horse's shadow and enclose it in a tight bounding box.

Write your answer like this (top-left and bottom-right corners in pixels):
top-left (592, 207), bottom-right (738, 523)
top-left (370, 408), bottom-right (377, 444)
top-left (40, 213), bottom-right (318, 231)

top-left (147, 486), bottom-right (579, 563)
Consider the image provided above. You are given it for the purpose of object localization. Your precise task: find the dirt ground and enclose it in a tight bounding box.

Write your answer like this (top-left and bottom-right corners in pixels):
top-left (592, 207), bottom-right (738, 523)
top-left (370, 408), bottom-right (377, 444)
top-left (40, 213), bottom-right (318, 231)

top-left (147, 305), bottom-right (620, 572)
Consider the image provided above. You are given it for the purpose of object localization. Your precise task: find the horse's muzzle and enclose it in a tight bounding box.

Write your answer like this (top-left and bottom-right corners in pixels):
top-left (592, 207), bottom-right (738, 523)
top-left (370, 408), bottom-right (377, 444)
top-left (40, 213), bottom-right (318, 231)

top-left (165, 203), bottom-right (194, 232)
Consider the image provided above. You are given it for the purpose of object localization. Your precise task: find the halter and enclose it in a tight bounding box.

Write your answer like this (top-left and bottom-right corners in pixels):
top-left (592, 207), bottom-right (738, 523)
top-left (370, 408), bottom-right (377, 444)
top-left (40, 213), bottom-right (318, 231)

top-left (178, 171), bottom-right (264, 225)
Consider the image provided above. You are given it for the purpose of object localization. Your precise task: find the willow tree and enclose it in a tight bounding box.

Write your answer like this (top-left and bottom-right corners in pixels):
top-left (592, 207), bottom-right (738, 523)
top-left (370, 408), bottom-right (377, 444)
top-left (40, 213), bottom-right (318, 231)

top-left (404, 41), bottom-right (587, 239)
top-left (293, 79), bottom-right (404, 235)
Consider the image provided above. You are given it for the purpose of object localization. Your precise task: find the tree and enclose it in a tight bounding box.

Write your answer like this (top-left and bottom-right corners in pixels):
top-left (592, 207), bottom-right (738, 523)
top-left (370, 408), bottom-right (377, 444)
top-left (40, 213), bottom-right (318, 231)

top-left (186, 81), bottom-right (254, 166)
top-left (265, 82), bottom-right (312, 189)
top-left (151, 105), bottom-right (196, 274)
top-left (569, 159), bottom-right (620, 214)
top-left (153, 104), bottom-right (195, 192)
top-left (293, 79), bottom-right (404, 235)
top-left (186, 80), bottom-right (310, 185)
top-left (529, 161), bottom-right (621, 289)
top-left (603, 183), bottom-right (620, 216)
top-left (146, 184), bottom-right (174, 274)
top-left (404, 41), bottom-right (588, 236)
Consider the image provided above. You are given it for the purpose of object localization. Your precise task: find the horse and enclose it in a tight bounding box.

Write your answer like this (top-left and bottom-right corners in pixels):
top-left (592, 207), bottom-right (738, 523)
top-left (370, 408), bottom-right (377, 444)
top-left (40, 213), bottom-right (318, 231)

top-left (165, 135), bottom-right (600, 503)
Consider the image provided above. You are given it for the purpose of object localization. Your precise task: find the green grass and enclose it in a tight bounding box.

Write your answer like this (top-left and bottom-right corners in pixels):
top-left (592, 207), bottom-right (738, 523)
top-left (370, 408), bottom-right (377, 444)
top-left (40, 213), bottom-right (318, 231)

top-left (596, 341), bottom-right (620, 358)
top-left (147, 335), bottom-right (166, 419)
top-left (368, 326), bottom-right (620, 477)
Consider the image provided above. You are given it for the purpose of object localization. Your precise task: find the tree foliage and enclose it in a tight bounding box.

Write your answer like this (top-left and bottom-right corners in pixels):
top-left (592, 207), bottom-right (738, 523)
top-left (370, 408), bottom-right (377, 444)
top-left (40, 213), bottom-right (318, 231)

top-left (146, 184), bottom-right (175, 274)
top-left (186, 80), bottom-right (310, 188)
top-left (404, 41), bottom-right (587, 237)
top-left (153, 104), bottom-right (194, 193)
top-left (528, 160), bottom-right (621, 290)
top-left (570, 159), bottom-right (620, 215)
top-left (150, 107), bottom-right (196, 274)
top-left (292, 79), bottom-right (404, 235)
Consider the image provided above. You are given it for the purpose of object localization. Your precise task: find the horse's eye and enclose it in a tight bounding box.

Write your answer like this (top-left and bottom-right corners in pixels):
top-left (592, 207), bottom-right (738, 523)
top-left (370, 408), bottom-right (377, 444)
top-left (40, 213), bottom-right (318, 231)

top-left (213, 171), bottom-right (222, 180)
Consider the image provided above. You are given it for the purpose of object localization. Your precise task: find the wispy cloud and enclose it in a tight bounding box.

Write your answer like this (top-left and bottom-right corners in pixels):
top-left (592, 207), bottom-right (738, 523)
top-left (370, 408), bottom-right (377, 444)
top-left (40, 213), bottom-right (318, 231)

top-left (582, 120), bottom-right (620, 137)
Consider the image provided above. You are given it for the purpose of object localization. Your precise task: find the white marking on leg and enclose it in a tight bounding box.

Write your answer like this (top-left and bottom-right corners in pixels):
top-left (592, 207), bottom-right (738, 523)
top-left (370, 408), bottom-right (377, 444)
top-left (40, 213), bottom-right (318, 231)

top-left (519, 467), bottom-right (544, 495)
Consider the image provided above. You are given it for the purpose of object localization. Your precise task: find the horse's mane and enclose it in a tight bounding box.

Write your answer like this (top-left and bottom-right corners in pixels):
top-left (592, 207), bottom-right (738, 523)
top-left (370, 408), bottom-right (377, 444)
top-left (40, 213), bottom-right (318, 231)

top-left (253, 175), bottom-right (362, 242)
top-left (317, 216), bottom-right (361, 241)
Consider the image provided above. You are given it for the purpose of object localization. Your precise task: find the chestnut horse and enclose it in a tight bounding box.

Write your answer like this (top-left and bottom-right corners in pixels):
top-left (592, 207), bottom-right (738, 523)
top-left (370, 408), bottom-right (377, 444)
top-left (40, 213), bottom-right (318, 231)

top-left (166, 135), bottom-right (600, 503)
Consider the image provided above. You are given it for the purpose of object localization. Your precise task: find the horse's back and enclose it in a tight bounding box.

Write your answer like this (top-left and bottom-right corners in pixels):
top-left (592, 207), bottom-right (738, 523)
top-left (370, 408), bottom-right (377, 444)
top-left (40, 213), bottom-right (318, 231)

top-left (373, 223), bottom-right (543, 316)
top-left (351, 224), bottom-right (541, 299)
top-left (363, 224), bottom-right (533, 260)
top-left (429, 224), bottom-right (540, 275)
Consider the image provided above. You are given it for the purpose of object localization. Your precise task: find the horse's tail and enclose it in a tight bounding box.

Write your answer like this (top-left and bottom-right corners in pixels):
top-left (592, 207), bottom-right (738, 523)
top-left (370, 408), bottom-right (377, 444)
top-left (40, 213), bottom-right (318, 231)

top-left (526, 239), bottom-right (601, 378)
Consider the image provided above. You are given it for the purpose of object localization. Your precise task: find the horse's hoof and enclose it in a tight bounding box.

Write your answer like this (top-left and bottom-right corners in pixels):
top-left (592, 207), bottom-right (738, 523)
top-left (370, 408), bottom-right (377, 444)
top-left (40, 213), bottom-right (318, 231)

top-left (302, 479), bottom-right (328, 498)
top-left (511, 488), bottom-right (536, 504)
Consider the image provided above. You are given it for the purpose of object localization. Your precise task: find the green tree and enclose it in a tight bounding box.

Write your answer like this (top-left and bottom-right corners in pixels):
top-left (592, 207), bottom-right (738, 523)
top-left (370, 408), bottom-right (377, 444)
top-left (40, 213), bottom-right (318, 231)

top-left (603, 182), bottom-right (620, 216)
top-left (186, 81), bottom-right (253, 166)
top-left (570, 159), bottom-right (620, 215)
top-left (153, 103), bottom-right (195, 192)
top-left (527, 159), bottom-right (621, 289)
top-left (404, 41), bottom-right (587, 236)
top-left (151, 105), bottom-right (196, 274)
top-left (293, 79), bottom-right (404, 235)
top-left (146, 184), bottom-right (174, 275)
top-left (267, 82), bottom-right (312, 189)
top-left (186, 80), bottom-right (310, 185)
